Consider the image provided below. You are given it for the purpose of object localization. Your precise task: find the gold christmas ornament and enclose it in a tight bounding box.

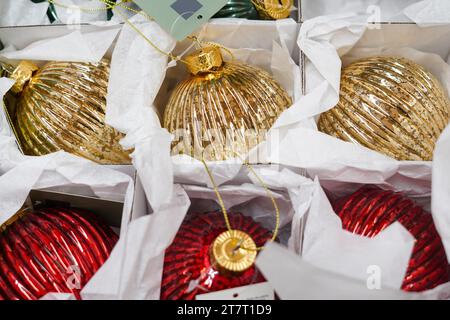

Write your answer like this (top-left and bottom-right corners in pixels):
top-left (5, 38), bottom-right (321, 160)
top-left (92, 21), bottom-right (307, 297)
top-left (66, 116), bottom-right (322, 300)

top-left (318, 56), bottom-right (450, 161)
top-left (254, 0), bottom-right (292, 20)
top-left (3, 59), bottom-right (131, 164)
top-left (163, 46), bottom-right (292, 161)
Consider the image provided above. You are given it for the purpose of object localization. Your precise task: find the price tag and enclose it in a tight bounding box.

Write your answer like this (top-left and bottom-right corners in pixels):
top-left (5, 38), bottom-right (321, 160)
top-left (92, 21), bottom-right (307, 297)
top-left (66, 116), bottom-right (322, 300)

top-left (196, 282), bottom-right (275, 300)
top-left (133, 0), bottom-right (229, 40)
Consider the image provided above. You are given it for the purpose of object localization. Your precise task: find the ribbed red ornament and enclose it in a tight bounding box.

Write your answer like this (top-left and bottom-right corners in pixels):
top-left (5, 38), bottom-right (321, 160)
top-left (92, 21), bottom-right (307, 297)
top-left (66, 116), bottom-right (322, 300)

top-left (161, 212), bottom-right (272, 300)
top-left (0, 207), bottom-right (118, 300)
top-left (333, 186), bottom-right (450, 292)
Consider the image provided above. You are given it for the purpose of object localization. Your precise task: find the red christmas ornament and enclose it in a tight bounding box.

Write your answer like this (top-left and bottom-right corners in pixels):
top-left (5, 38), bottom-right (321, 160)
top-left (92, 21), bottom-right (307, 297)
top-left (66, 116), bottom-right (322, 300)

top-left (0, 207), bottom-right (118, 300)
top-left (161, 212), bottom-right (272, 300)
top-left (333, 186), bottom-right (450, 292)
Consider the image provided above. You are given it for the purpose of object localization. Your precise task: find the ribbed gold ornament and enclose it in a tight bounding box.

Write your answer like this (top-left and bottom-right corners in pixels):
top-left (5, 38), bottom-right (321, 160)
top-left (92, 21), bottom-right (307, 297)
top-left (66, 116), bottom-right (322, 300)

top-left (8, 59), bottom-right (131, 164)
top-left (255, 0), bottom-right (292, 20)
top-left (318, 56), bottom-right (450, 161)
top-left (163, 46), bottom-right (292, 161)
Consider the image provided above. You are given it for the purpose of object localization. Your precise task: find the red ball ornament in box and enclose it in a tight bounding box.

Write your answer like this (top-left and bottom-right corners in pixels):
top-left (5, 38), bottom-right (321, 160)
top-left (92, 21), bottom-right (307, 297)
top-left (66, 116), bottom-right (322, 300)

top-left (0, 207), bottom-right (118, 300)
top-left (333, 186), bottom-right (450, 292)
top-left (161, 212), bottom-right (273, 300)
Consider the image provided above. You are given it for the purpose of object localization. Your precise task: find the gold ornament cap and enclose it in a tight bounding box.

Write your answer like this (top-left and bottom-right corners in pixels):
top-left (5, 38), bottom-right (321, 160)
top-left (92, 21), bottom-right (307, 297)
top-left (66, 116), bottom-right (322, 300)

top-left (210, 230), bottom-right (257, 274)
top-left (10, 61), bottom-right (39, 94)
top-left (257, 0), bottom-right (292, 20)
top-left (185, 46), bottom-right (224, 76)
top-left (1, 208), bottom-right (29, 232)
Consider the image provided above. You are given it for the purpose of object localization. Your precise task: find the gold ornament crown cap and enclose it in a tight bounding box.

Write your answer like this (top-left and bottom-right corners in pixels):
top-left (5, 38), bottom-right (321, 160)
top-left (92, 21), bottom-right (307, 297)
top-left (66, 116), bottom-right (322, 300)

top-left (210, 230), bottom-right (257, 274)
top-left (10, 61), bottom-right (39, 94)
top-left (1, 208), bottom-right (29, 232)
top-left (257, 0), bottom-right (292, 20)
top-left (185, 46), bottom-right (224, 76)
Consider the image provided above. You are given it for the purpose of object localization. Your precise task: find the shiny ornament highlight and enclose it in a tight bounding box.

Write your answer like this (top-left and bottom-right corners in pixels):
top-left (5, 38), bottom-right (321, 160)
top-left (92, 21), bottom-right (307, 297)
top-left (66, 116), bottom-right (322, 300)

top-left (0, 207), bottom-right (118, 300)
top-left (5, 60), bottom-right (131, 164)
top-left (333, 186), bottom-right (450, 292)
top-left (161, 212), bottom-right (272, 300)
top-left (163, 46), bottom-right (292, 161)
top-left (318, 57), bottom-right (450, 161)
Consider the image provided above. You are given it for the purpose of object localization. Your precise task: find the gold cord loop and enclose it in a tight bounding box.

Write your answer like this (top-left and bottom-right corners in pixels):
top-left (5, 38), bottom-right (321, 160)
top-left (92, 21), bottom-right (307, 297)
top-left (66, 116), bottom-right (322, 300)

top-left (200, 151), bottom-right (280, 252)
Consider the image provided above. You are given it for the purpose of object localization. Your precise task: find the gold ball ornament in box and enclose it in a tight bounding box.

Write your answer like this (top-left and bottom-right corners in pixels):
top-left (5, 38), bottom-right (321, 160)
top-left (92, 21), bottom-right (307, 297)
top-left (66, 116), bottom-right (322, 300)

top-left (4, 59), bottom-right (131, 164)
top-left (254, 0), bottom-right (292, 20)
top-left (163, 46), bottom-right (292, 161)
top-left (318, 56), bottom-right (450, 161)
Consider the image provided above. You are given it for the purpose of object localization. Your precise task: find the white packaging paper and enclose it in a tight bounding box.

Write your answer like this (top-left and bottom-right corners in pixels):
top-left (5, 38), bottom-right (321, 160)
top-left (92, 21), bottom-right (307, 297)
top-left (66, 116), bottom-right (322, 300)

top-left (300, 0), bottom-right (419, 22)
top-left (256, 180), bottom-right (450, 299)
top-left (0, 0), bottom-right (48, 27)
top-left (432, 125), bottom-right (450, 259)
top-left (257, 242), bottom-right (450, 299)
top-left (0, 151), bottom-right (137, 300)
top-left (404, 0), bottom-right (450, 25)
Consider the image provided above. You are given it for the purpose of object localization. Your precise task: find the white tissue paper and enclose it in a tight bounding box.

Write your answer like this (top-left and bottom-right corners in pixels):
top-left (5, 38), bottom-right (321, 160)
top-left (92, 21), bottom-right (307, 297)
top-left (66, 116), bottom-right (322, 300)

top-left (256, 179), bottom-right (450, 299)
top-left (300, 0), bottom-right (420, 22)
top-left (432, 125), bottom-right (450, 260)
top-left (257, 242), bottom-right (450, 299)
top-left (0, 0), bottom-right (48, 27)
top-left (404, 0), bottom-right (450, 25)
top-left (0, 151), bottom-right (134, 228)
top-left (0, 0), bottom-right (118, 27)
top-left (0, 152), bottom-right (147, 300)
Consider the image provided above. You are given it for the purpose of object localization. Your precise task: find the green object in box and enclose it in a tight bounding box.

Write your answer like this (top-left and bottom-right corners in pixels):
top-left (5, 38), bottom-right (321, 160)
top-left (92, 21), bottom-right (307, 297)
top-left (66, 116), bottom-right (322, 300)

top-left (30, 0), bottom-right (58, 23)
top-left (213, 0), bottom-right (259, 19)
top-left (133, 0), bottom-right (229, 40)
top-left (30, 0), bottom-right (118, 22)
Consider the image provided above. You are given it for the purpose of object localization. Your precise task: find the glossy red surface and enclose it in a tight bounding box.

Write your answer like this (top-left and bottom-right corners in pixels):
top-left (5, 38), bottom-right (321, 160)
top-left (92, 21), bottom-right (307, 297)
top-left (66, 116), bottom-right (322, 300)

top-left (334, 186), bottom-right (450, 292)
top-left (0, 207), bottom-right (118, 300)
top-left (161, 212), bottom-right (272, 300)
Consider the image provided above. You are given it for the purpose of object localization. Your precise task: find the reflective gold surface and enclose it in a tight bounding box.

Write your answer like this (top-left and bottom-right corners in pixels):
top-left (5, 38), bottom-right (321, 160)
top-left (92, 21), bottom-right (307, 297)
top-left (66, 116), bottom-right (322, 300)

top-left (12, 59), bottom-right (131, 164)
top-left (211, 230), bottom-right (257, 273)
top-left (185, 47), bottom-right (224, 76)
top-left (318, 56), bottom-right (450, 161)
top-left (164, 48), bottom-right (292, 161)
top-left (258, 0), bottom-right (292, 19)
top-left (10, 61), bottom-right (39, 94)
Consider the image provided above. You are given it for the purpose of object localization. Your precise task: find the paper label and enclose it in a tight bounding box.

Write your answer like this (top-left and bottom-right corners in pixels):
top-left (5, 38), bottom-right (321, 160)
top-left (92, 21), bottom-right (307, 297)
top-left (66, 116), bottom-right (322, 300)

top-left (196, 282), bottom-right (275, 300)
top-left (133, 0), bottom-right (229, 41)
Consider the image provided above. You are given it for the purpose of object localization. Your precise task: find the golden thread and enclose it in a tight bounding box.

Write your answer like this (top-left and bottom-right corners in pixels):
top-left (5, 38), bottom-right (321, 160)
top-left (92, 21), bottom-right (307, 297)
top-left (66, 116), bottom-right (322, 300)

top-left (200, 151), bottom-right (280, 252)
top-left (48, 0), bottom-right (235, 71)
top-left (251, 0), bottom-right (292, 19)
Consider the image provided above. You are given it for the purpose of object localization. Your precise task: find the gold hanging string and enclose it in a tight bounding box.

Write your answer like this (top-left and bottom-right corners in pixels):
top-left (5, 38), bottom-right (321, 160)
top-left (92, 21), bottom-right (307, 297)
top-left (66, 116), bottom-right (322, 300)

top-left (200, 151), bottom-right (280, 252)
top-left (47, 0), bottom-right (235, 69)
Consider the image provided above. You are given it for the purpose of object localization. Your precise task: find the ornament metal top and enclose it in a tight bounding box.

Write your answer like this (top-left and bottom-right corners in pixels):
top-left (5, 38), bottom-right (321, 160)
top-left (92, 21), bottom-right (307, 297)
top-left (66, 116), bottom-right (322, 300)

top-left (319, 56), bottom-right (450, 161)
top-left (214, 0), bottom-right (292, 20)
top-left (1, 59), bottom-right (131, 164)
top-left (161, 212), bottom-right (272, 300)
top-left (163, 46), bottom-right (292, 161)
